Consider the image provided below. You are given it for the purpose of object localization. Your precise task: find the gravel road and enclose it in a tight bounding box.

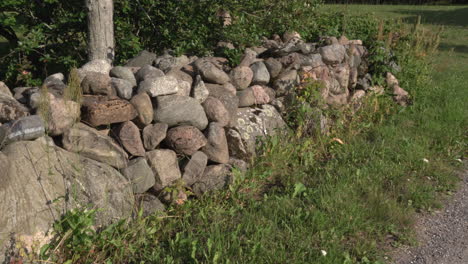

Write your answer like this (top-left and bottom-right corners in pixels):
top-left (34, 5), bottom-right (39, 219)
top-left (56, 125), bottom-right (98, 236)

top-left (392, 165), bottom-right (468, 264)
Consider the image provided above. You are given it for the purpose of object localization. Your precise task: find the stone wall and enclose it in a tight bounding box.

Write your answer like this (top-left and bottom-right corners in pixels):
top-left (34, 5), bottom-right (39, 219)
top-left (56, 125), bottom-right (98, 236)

top-left (0, 32), bottom-right (409, 260)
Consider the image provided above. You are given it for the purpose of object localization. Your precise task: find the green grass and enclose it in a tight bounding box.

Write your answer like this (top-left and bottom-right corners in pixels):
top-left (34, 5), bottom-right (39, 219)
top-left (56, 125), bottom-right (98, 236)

top-left (40, 5), bottom-right (467, 264)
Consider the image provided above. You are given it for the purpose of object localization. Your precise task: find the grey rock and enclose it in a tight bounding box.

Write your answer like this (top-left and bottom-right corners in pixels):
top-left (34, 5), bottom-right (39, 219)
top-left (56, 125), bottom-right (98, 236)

top-left (115, 121), bottom-right (145, 157)
top-left (192, 164), bottom-right (231, 196)
top-left (135, 65), bottom-right (165, 83)
top-left (140, 195), bottom-right (165, 217)
top-left (153, 95), bottom-right (208, 130)
top-left (80, 59), bottom-right (112, 75)
top-left (182, 151), bottom-right (208, 186)
top-left (229, 158), bottom-right (248, 172)
top-left (143, 123), bottom-right (168, 150)
top-left (146, 149), bottom-right (181, 190)
top-left (238, 85), bottom-right (270, 107)
top-left (263, 86), bottom-right (276, 102)
top-left (13, 86), bottom-right (38, 105)
top-left (332, 65), bottom-right (350, 93)
top-left (251, 61), bottom-right (270, 85)
top-left (125, 50), bottom-right (157, 67)
top-left (155, 55), bottom-right (189, 73)
top-left (205, 84), bottom-right (239, 127)
top-left (167, 69), bottom-right (193, 86)
top-left (122, 158), bottom-right (155, 194)
top-left (229, 66), bottom-right (253, 90)
top-left (319, 44), bottom-right (346, 64)
top-left (239, 48), bottom-right (258, 67)
top-left (165, 126), bottom-right (207, 156)
top-left (167, 69), bottom-right (193, 96)
top-left (202, 97), bottom-right (230, 127)
top-left (0, 94), bottom-right (30, 123)
top-left (130, 92), bottom-right (154, 126)
top-left (264, 58), bottom-right (283, 79)
top-left (110, 66), bottom-right (137, 87)
top-left (202, 122), bottom-right (229, 164)
top-left (194, 58), bottom-right (230, 84)
top-left (0, 138), bottom-right (133, 257)
top-left (81, 72), bottom-right (114, 96)
top-left (0, 81), bottom-right (13, 97)
top-left (43, 73), bottom-right (64, 86)
top-left (226, 128), bottom-right (249, 160)
top-left (229, 105), bottom-right (287, 160)
top-left (138, 76), bottom-right (179, 97)
top-left (0, 115), bottom-right (45, 146)
top-left (191, 75), bottom-right (209, 103)
top-left (42, 93), bottom-right (80, 136)
top-left (62, 123), bottom-right (128, 169)
top-left (111, 78), bottom-right (134, 99)
top-left (273, 69), bottom-right (298, 96)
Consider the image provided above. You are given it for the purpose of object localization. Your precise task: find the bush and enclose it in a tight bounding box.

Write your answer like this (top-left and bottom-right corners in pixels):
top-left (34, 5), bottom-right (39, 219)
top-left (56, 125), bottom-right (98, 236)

top-left (0, 0), bottom-right (323, 86)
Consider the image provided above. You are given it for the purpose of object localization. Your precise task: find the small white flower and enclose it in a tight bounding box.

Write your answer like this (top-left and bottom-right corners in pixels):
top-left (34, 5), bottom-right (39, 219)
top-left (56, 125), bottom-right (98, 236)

top-left (456, 159), bottom-right (463, 163)
top-left (423, 158), bottom-right (429, 163)
top-left (321, 250), bottom-right (327, 256)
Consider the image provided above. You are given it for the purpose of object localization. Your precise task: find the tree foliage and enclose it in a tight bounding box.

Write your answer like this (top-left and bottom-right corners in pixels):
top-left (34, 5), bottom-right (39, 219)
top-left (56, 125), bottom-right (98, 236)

top-left (1, 0), bottom-right (328, 86)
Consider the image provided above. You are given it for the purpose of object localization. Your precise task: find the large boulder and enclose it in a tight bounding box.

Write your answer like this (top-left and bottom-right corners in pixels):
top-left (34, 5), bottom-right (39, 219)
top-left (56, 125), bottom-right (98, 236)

top-left (194, 58), bottom-right (230, 84)
top-left (319, 44), bottom-right (346, 65)
top-left (229, 66), bottom-right (253, 90)
top-left (191, 75), bottom-right (210, 103)
top-left (110, 66), bottom-right (137, 87)
top-left (41, 93), bottom-right (80, 136)
top-left (273, 69), bottom-right (298, 96)
top-left (165, 126), bottom-right (207, 156)
top-left (228, 105), bottom-right (287, 160)
top-left (0, 138), bottom-right (134, 260)
top-left (0, 81), bottom-right (12, 97)
top-left (81, 96), bottom-right (138, 127)
top-left (202, 122), bottom-right (229, 164)
top-left (135, 65), bottom-right (165, 83)
top-left (115, 121), bottom-right (145, 157)
top-left (146, 149), bottom-right (181, 191)
top-left (192, 164), bottom-right (231, 196)
top-left (205, 84), bottom-right (239, 127)
top-left (143, 123), bottom-right (168, 150)
top-left (250, 61), bottom-right (270, 85)
top-left (202, 97), bottom-right (230, 127)
top-left (111, 78), bottom-right (134, 100)
top-left (81, 72), bottom-right (114, 96)
top-left (153, 95), bottom-right (208, 130)
top-left (0, 115), bottom-right (45, 146)
top-left (130, 92), bottom-right (154, 126)
top-left (62, 123), bottom-right (129, 169)
top-left (182, 151), bottom-right (208, 186)
top-left (125, 50), bottom-right (157, 67)
top-left (122, 158), bottom-right (155, 194)
top-left (138, 76), bottom-right (180, 97)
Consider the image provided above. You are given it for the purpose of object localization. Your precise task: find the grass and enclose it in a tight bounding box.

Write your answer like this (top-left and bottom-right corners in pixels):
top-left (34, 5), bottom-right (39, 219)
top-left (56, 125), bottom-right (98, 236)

top-left (36, 5), bottom-right (467, 264)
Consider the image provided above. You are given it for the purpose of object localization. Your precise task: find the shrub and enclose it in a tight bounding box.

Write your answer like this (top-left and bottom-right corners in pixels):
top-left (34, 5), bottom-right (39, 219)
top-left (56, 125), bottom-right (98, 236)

top-left (0, 0), bottom-right (324, 86)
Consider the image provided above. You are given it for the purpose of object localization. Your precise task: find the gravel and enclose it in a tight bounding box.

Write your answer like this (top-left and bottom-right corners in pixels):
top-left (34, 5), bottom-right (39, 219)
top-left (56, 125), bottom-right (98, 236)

top-left (391, 164), bottom-right (468, 264)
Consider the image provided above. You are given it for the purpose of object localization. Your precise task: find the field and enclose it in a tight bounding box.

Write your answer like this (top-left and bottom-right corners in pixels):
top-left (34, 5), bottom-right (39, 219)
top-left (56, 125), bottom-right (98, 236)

top-left (11, 4), bottom-right (468, 264)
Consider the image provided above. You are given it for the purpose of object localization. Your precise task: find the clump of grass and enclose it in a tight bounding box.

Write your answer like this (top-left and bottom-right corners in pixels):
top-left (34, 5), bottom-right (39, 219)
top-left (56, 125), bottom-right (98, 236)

top-left (64, 68), bottom-right (83, 106)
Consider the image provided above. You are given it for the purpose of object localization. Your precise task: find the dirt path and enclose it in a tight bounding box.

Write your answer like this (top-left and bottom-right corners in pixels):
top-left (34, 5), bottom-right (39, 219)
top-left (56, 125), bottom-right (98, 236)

top-left (392, 165), bottom-right (468, 264)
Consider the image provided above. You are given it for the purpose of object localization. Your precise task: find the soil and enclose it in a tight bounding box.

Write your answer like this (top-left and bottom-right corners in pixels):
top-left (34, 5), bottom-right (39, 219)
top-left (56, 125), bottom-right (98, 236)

top-left (391, 164), bottom-right (468, 264)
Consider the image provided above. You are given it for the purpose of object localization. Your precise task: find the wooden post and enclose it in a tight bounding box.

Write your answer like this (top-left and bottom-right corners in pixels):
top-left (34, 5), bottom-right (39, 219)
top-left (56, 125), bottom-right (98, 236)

top-left (85, 0), bottom-right (115, 63)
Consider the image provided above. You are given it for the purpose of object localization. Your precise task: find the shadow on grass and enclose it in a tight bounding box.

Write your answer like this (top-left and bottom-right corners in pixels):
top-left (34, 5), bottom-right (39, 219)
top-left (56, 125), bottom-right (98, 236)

top-left (439, 43), bottom-right (468, 54)
top-left (395, 7), bottom-right (468, 27)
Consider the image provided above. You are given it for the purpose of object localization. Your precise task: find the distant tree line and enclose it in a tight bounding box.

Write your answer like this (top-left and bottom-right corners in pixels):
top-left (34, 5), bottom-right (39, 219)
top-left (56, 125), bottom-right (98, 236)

top-left (324, 0), bottom-right (468, 4)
